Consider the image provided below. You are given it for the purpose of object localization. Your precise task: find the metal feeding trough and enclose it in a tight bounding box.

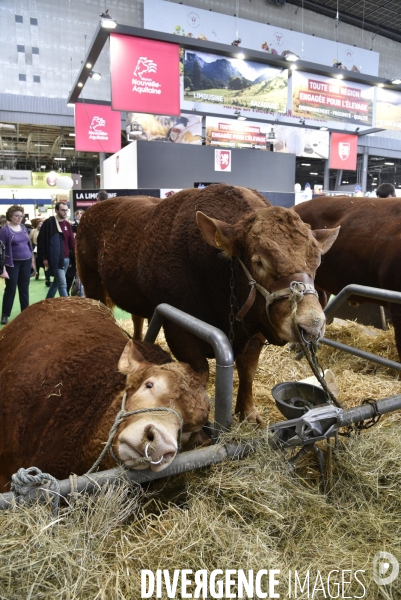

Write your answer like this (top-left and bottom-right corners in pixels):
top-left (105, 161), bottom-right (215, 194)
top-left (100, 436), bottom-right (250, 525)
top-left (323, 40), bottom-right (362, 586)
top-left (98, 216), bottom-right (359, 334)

top-left (271, 381), bottom-right (330, 420)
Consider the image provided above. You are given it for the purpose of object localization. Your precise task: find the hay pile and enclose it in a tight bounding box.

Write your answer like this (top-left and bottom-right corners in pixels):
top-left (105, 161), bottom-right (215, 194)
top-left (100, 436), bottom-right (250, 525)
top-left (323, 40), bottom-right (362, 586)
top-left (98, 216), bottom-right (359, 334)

top-left (1, 319), bottom-right (401, 599)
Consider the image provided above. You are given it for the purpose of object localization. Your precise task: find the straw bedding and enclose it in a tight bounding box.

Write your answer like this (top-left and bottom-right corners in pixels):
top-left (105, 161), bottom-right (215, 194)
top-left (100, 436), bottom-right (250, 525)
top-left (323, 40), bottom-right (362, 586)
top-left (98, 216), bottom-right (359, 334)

top-left (1, 318), bottom-right (401, 599)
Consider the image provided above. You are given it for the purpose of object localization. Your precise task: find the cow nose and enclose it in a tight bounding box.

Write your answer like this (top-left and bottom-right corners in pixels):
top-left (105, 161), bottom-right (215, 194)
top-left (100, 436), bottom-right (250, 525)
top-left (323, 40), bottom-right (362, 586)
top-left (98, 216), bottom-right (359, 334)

top-left (142, 424), bottom-right (178, 470)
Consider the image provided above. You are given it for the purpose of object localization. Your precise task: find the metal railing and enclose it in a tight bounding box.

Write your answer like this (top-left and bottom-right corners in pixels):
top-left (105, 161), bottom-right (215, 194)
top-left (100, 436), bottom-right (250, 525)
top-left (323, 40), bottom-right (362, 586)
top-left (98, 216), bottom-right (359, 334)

top-left (321, 284), bottom-right (401, 371)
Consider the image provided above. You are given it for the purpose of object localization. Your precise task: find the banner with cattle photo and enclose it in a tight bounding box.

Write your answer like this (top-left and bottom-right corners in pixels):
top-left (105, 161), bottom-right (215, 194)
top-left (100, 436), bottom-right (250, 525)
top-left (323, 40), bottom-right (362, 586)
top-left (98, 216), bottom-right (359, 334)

top-left (183, 50), bottom-right (288, 118)
top-left (291, 71), bottom-right (374, 126)
top-left (375, 87), bottom-right (401, 131)
top-left (126, 112), bottom-right (202, 144)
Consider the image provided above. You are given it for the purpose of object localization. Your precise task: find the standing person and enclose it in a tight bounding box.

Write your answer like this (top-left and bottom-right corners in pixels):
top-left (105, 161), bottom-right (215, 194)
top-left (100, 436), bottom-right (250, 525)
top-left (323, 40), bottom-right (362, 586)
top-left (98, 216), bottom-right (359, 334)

top-left (376, 183), bottom-right (396, 198)
top-left (97, 190), bottom-right (108, 201)
top-left (71, 209), bottom-right (84, 235)
top-left (0, 205), bottom-right (36, 325)
top-left (37, 202), bottom-right (75, 299)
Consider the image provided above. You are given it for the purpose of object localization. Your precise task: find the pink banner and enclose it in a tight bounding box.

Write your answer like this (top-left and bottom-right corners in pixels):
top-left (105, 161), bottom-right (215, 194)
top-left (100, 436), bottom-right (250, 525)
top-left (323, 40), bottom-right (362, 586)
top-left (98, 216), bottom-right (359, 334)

top-left (110, 34), bottom-right (180, 115)
top-left (74, 103), bottom-right (121, 153)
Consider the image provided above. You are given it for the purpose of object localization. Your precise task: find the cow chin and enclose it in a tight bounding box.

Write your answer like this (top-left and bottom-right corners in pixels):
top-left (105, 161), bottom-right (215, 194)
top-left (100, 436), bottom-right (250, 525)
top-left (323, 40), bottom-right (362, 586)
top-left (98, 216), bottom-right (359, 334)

top-left (116, 416), bottom-right (180, 472)
top-left (270, 298), bottom-right (326, 344)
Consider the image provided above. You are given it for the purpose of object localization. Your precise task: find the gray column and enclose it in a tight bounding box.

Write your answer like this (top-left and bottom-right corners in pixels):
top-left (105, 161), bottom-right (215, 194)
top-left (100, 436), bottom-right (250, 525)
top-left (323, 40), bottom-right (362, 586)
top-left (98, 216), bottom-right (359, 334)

top-left (99, 152), bottom-right (106, 188)
top-left (361, 146), bottom-right (369, 193)
top-left (334, 169), bottom-right (343, 191)
top-left (323, 159), bottom-right (330, 191)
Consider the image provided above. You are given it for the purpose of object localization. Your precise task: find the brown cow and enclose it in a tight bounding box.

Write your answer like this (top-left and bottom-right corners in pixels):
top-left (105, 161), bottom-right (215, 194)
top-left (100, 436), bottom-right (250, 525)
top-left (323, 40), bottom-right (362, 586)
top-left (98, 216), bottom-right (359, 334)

top-left (294, 195), bottom-right (401, 360)
top-left (77, 184), bottom-right (339, 424)
top-left (0, 297), bottom-right (209, 491)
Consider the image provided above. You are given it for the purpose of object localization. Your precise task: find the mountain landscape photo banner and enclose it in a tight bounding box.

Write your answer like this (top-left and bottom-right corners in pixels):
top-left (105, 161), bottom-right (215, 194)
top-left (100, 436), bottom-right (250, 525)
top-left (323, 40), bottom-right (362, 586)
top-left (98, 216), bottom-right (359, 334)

top-left (183, 50), bottom-right (288, 117)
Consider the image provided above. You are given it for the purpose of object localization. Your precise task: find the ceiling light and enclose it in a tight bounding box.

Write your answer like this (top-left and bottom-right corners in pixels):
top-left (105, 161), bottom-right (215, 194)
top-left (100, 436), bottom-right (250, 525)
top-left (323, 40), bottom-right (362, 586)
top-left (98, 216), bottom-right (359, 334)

top-left (391, 78), bottom-right (401, 85)
top-left (67, 103), bottom-right (74, 108)
top-left (319, 126), bottom-right (328, 131)
top-left (237, 53), bottom-right (245, 60)
top-left (342, 181), bottom-right (349, 184)
top-left (77, 82), bottom-right (83, 87)
top-left (385, 162), bottom-right (394, 165)
top-left (377, 83), bottom-right (384, 88)
top-left (373, 177), bottom-right (377, 180)
top-left (285, 52), bottom-right (299, 62)
top-left (54, 157), bottom-right (67, 161)
top-left (60, 146), bottom-right (74, 150)
top-left (335, 74), bottom-right (344, 80)
top-left (40, 165), bottom-right (46, 169)
top-left (310, 172), bottom-right (318, 175)
top-left (101, 18), bottom-right (117, 29)
top-left (238, 116), bottom-right (247, 121)
top-left (69, 133), bottom-right (75, 137)
top-left (290, 64), bottom-right (297, 71)
top-left (89, 71), bottom-right (102, 80)
top-left (35, 143), bottom-right (49, 147)
top-left (86, 63), bottom-right (92, 69)
top-left (301, 163), bottom-right (311, 166)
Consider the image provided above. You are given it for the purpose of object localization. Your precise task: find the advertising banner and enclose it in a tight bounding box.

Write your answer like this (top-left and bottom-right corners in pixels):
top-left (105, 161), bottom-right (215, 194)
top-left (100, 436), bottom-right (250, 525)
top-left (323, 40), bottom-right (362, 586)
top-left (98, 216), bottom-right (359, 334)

top-left (0, 170), bottom-right (31, 186)
top-left (329, 133), bottom-right (358, 170)
top-left (126, 112), bottom-right (202, 143)
top-left (31, 172), bottom-right (82, 190)
top-left (375, 88), bottom-right (401, 131)
top-left (292, 71), bottom-right (374, 126)
top-left (75, 103), bottom-right (121, 153)
top-left (206, 117), bottom-right (268, 149)
top-left (214, 149), bottom-right (231, 172)
top-left (145, 0), bottom-right (380, 76)
top-left (272, 125), bottom-right (329, 159)
top-left (110, 34), bottom-right (180, 115)
top-left (184, 50), bottom-right (287, 116)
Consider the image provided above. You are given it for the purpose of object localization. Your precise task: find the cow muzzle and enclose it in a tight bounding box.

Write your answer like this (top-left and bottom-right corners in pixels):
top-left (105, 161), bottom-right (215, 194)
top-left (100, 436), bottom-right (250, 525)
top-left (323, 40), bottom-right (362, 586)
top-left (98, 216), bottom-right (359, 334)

top-left (235, 258), bottom-right (320, 336)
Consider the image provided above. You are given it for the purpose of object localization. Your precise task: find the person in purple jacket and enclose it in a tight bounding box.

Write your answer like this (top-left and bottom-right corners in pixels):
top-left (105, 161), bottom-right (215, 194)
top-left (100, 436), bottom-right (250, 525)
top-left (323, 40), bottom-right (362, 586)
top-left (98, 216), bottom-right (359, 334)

top-left (0, 205), bottom-right (36, 325)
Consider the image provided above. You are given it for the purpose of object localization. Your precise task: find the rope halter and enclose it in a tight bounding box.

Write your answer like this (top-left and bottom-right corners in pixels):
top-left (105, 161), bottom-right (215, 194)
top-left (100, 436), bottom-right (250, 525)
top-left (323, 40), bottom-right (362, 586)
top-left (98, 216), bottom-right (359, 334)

top-left (86, 392), bottom-right (184, 474)
top-left (235, 257), bottom-right (319, 327)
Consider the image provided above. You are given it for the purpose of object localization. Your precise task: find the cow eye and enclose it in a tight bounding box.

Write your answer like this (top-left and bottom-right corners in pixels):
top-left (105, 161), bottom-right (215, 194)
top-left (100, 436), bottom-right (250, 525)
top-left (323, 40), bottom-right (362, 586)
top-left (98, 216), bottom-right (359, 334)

top-left (145, 382), bottom-right (153, 389)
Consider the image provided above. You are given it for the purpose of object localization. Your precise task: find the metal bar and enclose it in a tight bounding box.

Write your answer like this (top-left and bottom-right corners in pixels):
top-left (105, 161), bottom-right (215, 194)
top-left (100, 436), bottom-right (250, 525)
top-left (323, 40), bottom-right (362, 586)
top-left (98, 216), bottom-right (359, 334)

top-left (324, 284), bottom-right (401, 321)
top-left (338, 394), bottom-right (401, 427)
top-left (144, 303), bottom-right (234, 436)
top-left (0, 442), bottom-right (252, 510)
top-left (320, 337), bottom-right (401, 371)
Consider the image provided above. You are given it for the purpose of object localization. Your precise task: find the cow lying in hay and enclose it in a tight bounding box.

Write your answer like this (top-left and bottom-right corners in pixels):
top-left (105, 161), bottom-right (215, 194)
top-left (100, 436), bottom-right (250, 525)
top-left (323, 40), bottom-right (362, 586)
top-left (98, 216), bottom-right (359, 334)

top-left (0, 297), bottom-right (210, 492)
top-left (294, 195), bottom-right (401, 360)
top-left (76, 184), bottom-right (339, 424)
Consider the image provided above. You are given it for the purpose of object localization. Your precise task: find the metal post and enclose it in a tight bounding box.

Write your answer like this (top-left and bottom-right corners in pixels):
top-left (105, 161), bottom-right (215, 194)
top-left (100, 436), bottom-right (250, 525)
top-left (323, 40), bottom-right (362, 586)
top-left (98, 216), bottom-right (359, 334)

top-left (334, 169), bottom-right (343, 191)
top-left (323, 159), bottom-right (330, 191)
top-left (99, 152), bottom-right (106, 188)
top-left (145, 304), bottom-right (234, 437)
top-left (361, 146), bottom-right (369, 193)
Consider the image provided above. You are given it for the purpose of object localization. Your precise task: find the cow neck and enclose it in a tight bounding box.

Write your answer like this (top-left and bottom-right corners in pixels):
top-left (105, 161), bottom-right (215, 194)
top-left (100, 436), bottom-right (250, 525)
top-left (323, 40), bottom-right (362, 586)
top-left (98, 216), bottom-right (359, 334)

top-left (234, 257), bottom-right (317, 324)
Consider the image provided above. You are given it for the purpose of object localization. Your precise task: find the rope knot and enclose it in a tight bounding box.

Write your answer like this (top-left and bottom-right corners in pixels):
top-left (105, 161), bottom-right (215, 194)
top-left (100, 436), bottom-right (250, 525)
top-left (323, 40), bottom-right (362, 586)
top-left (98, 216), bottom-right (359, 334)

top-left (11, 466), bottom-right (61, 515)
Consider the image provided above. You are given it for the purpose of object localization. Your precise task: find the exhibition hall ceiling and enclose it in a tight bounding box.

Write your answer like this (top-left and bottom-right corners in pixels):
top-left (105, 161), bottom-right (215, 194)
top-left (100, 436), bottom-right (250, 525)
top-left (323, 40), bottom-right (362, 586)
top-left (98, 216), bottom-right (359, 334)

top-left (286, 0), bottom-right (401, 42)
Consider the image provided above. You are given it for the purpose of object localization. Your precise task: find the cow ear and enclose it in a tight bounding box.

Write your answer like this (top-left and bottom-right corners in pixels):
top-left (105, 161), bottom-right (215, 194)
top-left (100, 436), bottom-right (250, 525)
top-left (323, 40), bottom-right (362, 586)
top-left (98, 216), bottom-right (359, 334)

top-left (118, 340), bottom-right (147, 375)
top-left (196, 211), bottom-right (234, 254)
top-left (313, 226), bottom-right (340, 255)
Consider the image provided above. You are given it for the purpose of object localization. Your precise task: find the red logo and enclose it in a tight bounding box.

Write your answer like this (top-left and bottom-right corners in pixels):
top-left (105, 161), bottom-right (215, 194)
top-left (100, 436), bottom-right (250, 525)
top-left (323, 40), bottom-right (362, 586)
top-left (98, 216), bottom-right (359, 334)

top-left (338, 142), bottom-right (351, 161)
top-left (329, 133), bottom-right (358, 170)
top-left (215, 149), bottom-right (231, 172)
top-left (110, 35), bottom-right (180, 115)
top-left (75, 103), bottom-right (121, 153)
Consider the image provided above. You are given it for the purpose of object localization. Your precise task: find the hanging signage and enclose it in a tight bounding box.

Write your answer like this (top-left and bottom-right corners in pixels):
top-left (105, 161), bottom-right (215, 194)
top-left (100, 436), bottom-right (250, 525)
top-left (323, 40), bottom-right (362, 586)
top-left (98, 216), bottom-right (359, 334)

top-left (0, 170), bottom-right (31, 186)
top-left (75, 103), bottom-right (121, 153)
top-left (375, 87), bottom-right (401, 131)
top-left (32, 172), bottom-right (82, 190)
top-left (214, 149), bottom-right (231, 172)
top-left (110, 34), bottom-right (180, 115)
top-left (145, 0), bottom-right (380, 76)
top-left (329, 133), bottom-right (358, 170)
top-left (292, 71), bottom-right (374, 126)
top-left (126, 112), bottom-right (201, 143)
top-left (206, 117), bottom-right (268, 149)
top-left (272, 125), bottom-right (329, 158)
top-left (184, 50), bottom-right (287, 116)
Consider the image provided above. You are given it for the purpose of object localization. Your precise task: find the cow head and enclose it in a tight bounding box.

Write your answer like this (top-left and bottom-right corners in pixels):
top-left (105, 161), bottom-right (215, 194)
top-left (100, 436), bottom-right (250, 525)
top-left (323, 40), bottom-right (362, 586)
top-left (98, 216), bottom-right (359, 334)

top-left (197, 207), bottom-right (340, 344)
top-left (114, 340), bottom-right (210, 472)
